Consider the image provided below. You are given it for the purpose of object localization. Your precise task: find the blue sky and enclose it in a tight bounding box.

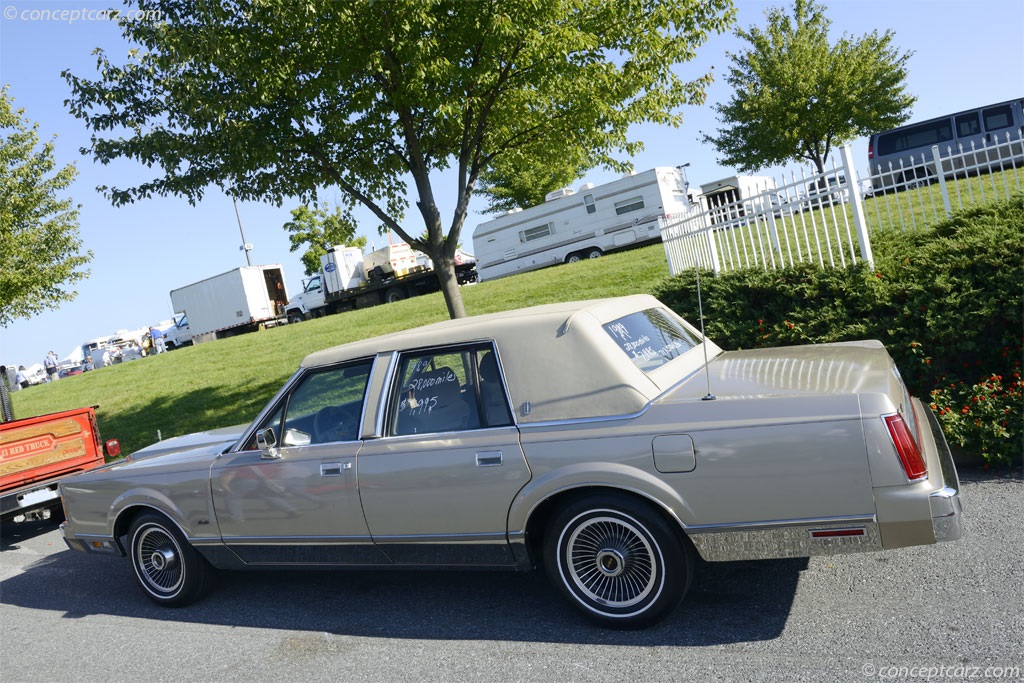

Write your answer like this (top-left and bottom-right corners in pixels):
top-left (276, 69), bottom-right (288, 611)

top-left (2, 0), bottom-right (1023, 370)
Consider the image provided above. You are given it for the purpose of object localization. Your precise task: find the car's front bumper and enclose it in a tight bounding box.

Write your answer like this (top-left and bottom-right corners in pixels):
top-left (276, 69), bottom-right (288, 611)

top-left (60, 522), bottom-right (123, 556)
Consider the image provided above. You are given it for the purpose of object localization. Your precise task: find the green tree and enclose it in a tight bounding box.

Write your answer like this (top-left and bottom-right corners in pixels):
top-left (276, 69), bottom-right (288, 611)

top-left (284, 204), bottom-right (368, 277)
top-left (63, 0), bottom-right (734, 318)
top-left (477, 138), bottom-right (628, 215)
top-left (702, 0), bottom-right (915, 174)
top-left (0, 89), bottom-right (91, 327)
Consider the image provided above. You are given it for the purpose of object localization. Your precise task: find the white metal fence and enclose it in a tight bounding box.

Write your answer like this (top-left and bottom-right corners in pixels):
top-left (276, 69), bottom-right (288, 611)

top-left (661, 132), bottom-right (1024, 277)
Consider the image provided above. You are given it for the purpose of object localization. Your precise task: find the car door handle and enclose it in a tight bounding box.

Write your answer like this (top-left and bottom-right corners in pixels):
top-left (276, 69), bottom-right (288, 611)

top-left (476, 451), bottom-right (503, 467)
top-left (320, 462), bottom-right (351, 477)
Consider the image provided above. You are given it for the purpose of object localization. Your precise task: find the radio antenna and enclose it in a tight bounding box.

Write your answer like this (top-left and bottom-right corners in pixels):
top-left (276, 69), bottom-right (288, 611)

top-left (695, 267), bottom-right (717, 401)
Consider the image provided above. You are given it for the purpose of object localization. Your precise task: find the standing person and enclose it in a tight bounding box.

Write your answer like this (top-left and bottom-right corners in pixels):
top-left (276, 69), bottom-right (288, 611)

top-left (149, 326), bottom-right (167, 354)
top-left (43, 351), bottom-right (59, 381)
top-left (16, 365), bottom-right (30, 389)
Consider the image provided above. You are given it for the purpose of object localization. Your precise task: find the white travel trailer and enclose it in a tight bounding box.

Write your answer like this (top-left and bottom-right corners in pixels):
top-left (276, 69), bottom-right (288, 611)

top-left (472, 167), bottom-right (691, 281)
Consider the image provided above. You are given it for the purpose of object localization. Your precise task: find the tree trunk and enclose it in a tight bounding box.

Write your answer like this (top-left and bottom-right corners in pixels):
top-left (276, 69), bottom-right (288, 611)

top-left (432, 251), bottom-right (467, 319)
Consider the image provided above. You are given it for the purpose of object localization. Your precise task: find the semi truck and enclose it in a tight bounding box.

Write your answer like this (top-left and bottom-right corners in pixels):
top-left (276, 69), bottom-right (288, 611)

top-left (471, 167), bottom-right (693, 281)
top-left (285, 243), bottom-right (477, 322)
top-left (1, 406), bottom-right (119, 523)
top-left (169, 265), bottom-right (288, 344)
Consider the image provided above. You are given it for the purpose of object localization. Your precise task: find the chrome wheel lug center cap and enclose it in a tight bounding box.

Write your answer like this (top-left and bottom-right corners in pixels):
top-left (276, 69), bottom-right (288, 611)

top-left (151, 548), bottom-right (176, 571)
top-left (596, 549), bottom-right (625, 577)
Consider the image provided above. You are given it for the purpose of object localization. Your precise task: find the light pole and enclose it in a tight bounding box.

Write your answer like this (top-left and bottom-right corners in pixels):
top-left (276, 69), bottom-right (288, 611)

top-left (233, 197), bottom-right (253, 266)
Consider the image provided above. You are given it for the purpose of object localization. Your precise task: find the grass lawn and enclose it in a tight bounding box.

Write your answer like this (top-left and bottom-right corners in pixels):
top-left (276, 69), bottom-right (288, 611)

top-left (10, 243), bottom-right (673, 454)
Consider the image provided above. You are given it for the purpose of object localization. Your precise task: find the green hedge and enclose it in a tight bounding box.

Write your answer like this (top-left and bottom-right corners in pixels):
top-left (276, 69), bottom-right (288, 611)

top-left (654, 196), bottom-right (1024, 467)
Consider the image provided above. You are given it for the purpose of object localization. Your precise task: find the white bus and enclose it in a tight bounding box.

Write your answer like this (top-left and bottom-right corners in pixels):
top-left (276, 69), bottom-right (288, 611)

top-left (868, 98), bottom-right (1024, 190)
top-left (471, 167), bottom-right (691, 281)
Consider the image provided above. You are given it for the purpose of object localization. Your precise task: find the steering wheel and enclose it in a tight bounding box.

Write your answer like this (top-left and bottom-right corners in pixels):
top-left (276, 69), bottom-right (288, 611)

top-left (313, 405), bottom-right (347, 443)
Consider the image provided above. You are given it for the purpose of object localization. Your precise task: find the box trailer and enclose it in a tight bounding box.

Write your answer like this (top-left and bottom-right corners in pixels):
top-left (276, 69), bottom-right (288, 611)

top-left (471, 167), bottom-right (692, 281)
top-left (697, 175), bottom-right (779, 223)
top-left (169, 265), bottom-right (288, 344)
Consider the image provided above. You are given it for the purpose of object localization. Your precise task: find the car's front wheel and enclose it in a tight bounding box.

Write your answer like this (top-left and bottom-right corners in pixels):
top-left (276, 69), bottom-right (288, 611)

top-left (128, 512), bottom-right (212, 606)
top-left (543, 493), bottom-right (692, 628)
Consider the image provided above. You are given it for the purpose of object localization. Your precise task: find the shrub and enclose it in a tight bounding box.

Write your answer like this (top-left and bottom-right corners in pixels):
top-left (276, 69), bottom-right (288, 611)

top-left (654, 196), bottom-right (1024, 467)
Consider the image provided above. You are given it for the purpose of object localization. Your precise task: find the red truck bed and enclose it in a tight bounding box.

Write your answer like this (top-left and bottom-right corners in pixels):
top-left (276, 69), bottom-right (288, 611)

top-left (1, 406), bottom-right (118, 522)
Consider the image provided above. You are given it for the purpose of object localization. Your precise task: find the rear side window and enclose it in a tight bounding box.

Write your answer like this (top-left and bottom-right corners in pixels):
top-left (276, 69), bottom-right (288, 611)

top-left (389, 344), bottom-right (513, 436)
top-left (603, 308), bottom-right (700, 373)
top-left (614, 196), bottom-right (645, 215)
top-left (983, 105), bottom-right (1014, 132)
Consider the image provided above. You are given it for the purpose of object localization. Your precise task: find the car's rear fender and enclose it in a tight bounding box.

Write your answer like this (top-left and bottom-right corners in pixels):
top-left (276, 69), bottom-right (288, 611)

top-left (869, 398), bottom-right (963, 549)
top-left (508, 461), bottom-right (694, 563)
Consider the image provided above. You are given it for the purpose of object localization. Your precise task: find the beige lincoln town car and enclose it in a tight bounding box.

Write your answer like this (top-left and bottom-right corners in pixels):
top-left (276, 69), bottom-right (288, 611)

top-left (59, 294), bottom-right (962, 628)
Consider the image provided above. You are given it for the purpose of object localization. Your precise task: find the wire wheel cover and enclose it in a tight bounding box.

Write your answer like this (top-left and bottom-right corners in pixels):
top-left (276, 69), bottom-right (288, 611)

top-left (135, 525), bottom-right (184, 594)
top-left (564, 515), bottom-right (658, 608)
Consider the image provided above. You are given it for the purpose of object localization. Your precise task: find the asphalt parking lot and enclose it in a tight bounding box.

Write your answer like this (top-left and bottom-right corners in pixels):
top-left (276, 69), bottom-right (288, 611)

top-left (1, 468), bottom-right (1021, 683)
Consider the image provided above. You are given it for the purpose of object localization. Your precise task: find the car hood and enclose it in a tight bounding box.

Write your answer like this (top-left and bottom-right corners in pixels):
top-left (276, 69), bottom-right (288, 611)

top-left (78, 424), bottom-right (249, 478)
top-left (125, 425), bottom-right (247, 461)
top-left (660, 340), bottom-right (903, 402)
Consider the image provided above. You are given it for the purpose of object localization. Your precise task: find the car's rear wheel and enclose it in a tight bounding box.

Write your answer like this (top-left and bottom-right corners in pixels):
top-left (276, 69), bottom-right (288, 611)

top-left (585, 248), bottom-right (603, 259)
top-left (565, 252), bottom-right (583, 264)
top-left (543, 493), bottom-right (692, 629)
top-left (128, 512), bottom-right (211, 606)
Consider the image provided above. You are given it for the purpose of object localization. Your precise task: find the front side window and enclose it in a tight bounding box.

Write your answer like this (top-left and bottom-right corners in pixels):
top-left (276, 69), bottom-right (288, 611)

top-left (955, 112), bottom-right (980, 137)
top-left (520, 223), bottom-right (552, 242)
top-left (583, 194), bottom-right (596, 214)
top-left (603, 308), bottom-right (701, 373)
top-left (248, 359), bottom-right (373, 449)
top-left (614, 196), bottom-right (645, 215)
top-left (877, 120), bottom-right (954, 156)
top-left (389, 344), bottom-right (513, 436)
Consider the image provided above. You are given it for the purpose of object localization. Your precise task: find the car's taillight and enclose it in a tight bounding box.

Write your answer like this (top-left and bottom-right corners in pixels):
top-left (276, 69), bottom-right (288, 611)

top-left (105, 439), bottom-right (121, 458)
top-left (883, 413), bottom-right (927, 481)
top-left (868, 139), bottom-right (874, 160)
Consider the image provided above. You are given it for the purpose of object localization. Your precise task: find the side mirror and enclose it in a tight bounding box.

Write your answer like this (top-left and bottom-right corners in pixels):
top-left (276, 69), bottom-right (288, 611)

top-left (256, 427), bottom-right (280, 459)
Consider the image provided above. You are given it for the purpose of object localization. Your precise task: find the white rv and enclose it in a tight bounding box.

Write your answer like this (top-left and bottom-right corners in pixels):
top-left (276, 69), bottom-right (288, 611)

top-left (471, 167), bottom-right (691, 281)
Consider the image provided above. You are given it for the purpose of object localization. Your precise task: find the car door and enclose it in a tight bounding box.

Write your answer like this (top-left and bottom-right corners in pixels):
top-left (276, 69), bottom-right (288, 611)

top-left (356, 343), bottom-right (531, 566)
top-left (210, 358), bottom-right (387, 565)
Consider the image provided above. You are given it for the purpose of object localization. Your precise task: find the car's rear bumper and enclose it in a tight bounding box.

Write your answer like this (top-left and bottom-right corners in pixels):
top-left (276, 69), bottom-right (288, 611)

top-left (922, 401), bottom-right (963, 543)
